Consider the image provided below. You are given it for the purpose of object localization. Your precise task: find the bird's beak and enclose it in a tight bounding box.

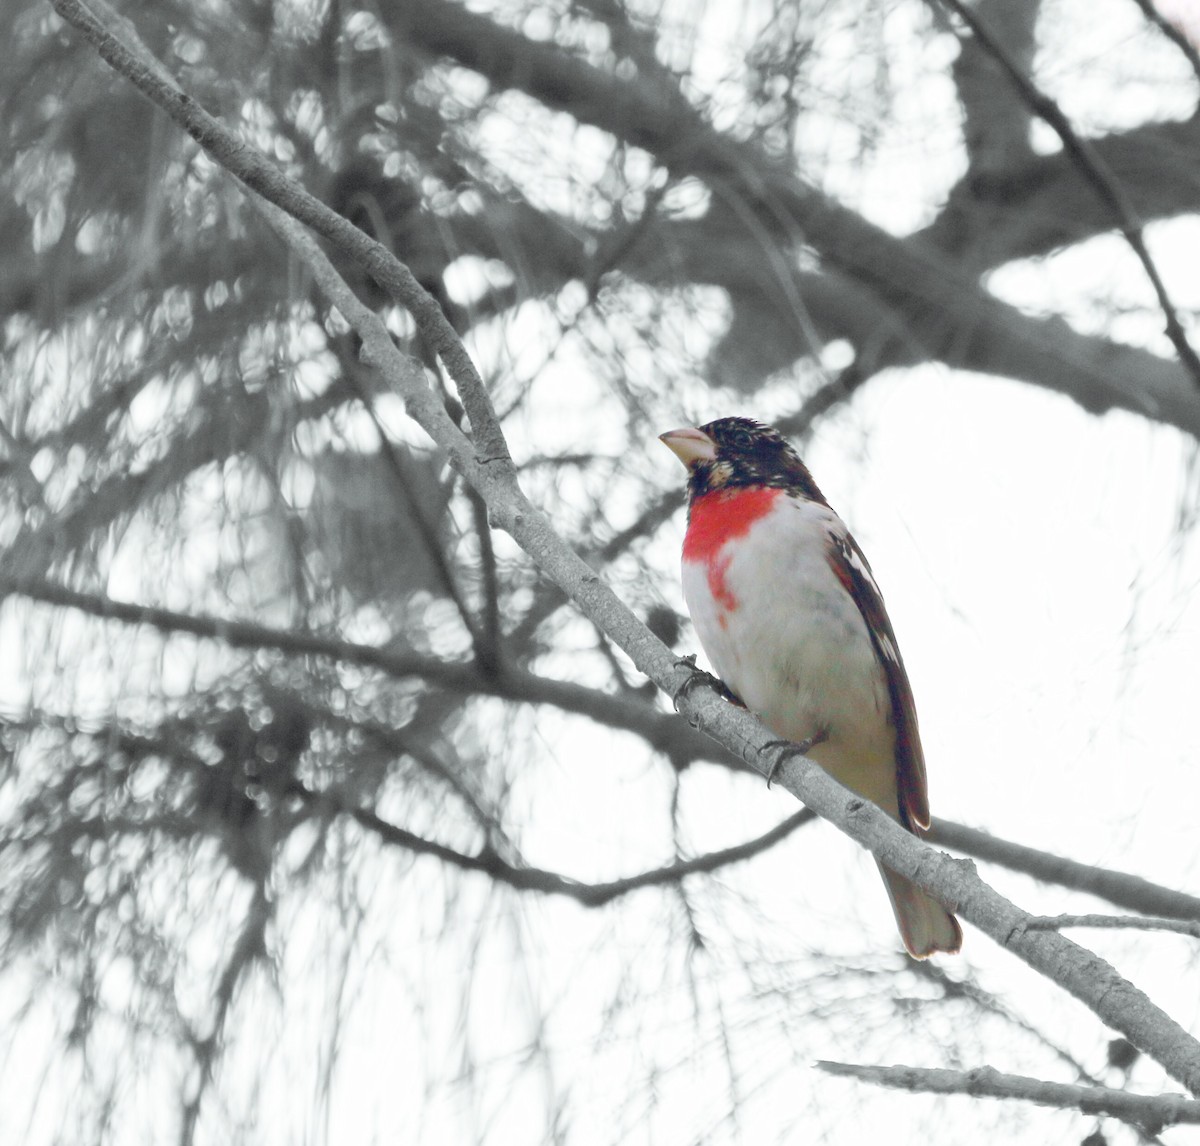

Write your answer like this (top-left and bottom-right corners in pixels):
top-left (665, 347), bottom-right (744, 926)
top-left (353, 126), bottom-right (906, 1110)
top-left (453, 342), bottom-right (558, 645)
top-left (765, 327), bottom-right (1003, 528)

top-left (659, 426), bottom-right (716, 468)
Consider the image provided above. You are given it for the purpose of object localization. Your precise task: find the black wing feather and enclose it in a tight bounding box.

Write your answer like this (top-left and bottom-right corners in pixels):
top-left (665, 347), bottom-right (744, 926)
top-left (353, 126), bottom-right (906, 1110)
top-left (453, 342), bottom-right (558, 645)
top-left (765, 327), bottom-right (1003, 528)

top-left (825, 530), bottom-right (930, 832)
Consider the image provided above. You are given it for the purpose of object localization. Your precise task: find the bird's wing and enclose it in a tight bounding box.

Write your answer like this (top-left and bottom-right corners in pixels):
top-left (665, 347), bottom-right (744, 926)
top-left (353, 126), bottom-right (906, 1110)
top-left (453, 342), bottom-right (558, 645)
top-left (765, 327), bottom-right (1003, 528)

top-left (825, 528), bottom-right (930, 832)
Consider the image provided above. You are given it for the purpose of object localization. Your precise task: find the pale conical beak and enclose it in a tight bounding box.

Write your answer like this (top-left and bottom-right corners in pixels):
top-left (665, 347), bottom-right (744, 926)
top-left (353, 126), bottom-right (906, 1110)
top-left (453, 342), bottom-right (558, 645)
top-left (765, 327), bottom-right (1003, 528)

top-left (659, 426), bottom-right (716, 468)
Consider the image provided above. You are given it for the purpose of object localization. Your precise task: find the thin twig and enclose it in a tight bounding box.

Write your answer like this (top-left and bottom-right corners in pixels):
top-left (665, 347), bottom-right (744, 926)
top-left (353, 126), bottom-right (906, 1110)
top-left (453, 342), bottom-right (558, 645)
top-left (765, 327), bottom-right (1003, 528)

top-left (338, 365), bottom-right (488, 653)
top-left (817, 1061), bottom-right (1200, 1129)
top-left (932, 0), bottom-right (1200, 390)
top-left (1128, 0), bottom-right (1200, 84)
top-left (298, 778), bottom-right (816, 907)
top-left (1024, 913), bottom-right (1200, 939)
top-left (907, 959), bottom-right (1107, 1090)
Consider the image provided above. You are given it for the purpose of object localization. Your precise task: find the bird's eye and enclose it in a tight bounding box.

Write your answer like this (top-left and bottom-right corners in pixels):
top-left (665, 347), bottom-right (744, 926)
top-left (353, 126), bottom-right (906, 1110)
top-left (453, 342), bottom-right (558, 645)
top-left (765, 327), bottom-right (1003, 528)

top-left (729, 427), bottom-right (754, 451)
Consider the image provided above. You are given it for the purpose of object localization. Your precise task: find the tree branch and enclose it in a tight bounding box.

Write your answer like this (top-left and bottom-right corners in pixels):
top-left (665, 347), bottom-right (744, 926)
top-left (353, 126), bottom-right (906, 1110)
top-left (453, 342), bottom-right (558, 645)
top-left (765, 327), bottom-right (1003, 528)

top-left (1, 573), bottom-right (729, 768)
top-left (467, 485), bottom-right (503, 670)
top-left (919, 114), bottom-right (1200, 269)
top-left (337, 366), bottom-right (487, 652)
top-left (905, 959), bottom-right (1109, 1089)
top-left (932, 0), bottom-right (1200, 390)
top-left (816, 1061), bottom-right (1200, 1130)
top-left (949, 0), bottom-right (1039, 177)
top-left (929, 820), bottom-right (1200, 922)
top-left (304, 779), bottom-right (816, 908)
top-left (1025, 913), bottom-right (1200, 939)
top-left (6, 373), bottom-right (357, 582)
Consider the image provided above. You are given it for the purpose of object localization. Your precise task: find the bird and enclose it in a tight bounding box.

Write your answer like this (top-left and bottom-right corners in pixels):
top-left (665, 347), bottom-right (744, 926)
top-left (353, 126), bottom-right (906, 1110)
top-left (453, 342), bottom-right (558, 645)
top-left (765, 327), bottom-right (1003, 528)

top-left (660, 416), bottom-right (962, 958)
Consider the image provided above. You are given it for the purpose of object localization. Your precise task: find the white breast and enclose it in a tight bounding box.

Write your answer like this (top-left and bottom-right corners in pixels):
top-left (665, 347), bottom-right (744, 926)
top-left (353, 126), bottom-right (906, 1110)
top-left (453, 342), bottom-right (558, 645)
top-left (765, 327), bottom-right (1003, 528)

top-left (682, 496), bottom-right (896, 803)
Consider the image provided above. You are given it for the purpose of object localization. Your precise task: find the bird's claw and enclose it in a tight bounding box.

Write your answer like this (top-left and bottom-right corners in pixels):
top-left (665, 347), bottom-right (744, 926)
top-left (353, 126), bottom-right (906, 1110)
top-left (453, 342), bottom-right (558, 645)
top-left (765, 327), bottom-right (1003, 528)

top-left (671, 656), bottom-right (744, 714)
top-left (762, 728), bottom-right (829, 789)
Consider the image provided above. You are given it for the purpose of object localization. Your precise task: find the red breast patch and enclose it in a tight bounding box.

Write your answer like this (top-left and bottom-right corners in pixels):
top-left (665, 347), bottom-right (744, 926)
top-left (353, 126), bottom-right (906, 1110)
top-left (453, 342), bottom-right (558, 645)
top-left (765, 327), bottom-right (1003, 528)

top-left (683, 486), bottom-right (781, 615)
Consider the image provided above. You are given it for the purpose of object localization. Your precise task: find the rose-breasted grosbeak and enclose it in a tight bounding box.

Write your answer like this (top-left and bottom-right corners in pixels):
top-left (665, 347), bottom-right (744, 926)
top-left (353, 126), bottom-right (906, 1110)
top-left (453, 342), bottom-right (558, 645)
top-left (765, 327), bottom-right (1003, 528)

top-left (661, 417), bottom-right (962, 958)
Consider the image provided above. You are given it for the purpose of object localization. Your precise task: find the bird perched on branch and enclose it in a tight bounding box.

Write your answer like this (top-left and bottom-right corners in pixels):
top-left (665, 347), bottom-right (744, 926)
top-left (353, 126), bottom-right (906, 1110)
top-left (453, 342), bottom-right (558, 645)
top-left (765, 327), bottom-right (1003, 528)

top-left (661, 416), bottom-right (961, 958)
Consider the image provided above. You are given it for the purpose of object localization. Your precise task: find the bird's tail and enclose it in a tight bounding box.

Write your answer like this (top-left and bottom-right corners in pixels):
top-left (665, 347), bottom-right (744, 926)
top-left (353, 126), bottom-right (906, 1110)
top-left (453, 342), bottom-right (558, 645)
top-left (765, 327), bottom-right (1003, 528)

top-left (876, 861), bottom-right (962, 958)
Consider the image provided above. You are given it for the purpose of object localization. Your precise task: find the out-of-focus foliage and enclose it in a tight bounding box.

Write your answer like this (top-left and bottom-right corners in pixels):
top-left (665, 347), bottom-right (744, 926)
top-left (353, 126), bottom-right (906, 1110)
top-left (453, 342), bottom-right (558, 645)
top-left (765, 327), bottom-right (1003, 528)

top-left (3, 1), bottom-right (1200, 1143)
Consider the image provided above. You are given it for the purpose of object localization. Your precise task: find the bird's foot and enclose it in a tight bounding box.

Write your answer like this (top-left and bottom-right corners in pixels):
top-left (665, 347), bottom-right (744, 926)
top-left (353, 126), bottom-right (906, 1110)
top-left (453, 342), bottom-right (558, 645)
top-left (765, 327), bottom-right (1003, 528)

top-left (671, 655), bottom-right (744, 713)
top-left (762, 728), bottom-right (829, 789)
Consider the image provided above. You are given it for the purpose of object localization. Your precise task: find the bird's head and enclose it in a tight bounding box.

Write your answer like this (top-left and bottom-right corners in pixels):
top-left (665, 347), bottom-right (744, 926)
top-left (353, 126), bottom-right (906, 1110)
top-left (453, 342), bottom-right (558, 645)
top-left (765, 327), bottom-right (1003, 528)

top-left (659, 416), bottom-right (826, 503)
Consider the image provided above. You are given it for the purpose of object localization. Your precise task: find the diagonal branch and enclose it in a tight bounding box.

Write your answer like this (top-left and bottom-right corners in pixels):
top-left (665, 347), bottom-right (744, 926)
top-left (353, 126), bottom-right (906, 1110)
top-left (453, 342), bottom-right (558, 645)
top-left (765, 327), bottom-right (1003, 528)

top-left (181, 882), bottom-right (271, 1146)
top-left (932, 0), bottom-right (1200, 390)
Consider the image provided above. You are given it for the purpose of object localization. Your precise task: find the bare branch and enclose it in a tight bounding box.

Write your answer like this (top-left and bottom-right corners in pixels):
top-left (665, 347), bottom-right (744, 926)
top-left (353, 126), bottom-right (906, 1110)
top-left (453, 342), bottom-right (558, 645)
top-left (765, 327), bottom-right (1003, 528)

top-left (305, 781), bottom-right (816, 908)
top-left (906, 959), bottom-right (1106, 1087)
top-left (760, 738), bottom-right (1200, 1095)
top-left (1025, 914), bottom-right (1200, 939)
top-left (932, 0), bottom-right (1200, 390)
top-left (182, 884), bottom-right (271, 1146)
top-left (949, 0), bottom-right (1039, 176)
top-left (322, 344), bottom-right (483, 647)
top-left (929, 820), bottom-right (1200, 922)
top-left (6, 374), bottom-right (358, 582)
top-left (0, 574), bottom-right (727, 767)
top-left (1129, 0), bottom-right (1200, 84)
top-left (816, 1061), bottom-right (1200, 1130)
top-left (920, 115), bottom-right (1200, 269)
top-left (13, 572), bottom-right (1195, 937)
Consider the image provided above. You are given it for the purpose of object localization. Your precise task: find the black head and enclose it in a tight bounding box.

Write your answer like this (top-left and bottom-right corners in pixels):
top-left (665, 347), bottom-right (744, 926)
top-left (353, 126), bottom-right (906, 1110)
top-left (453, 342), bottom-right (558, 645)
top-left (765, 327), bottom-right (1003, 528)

top-left (660, 416), bottom-right (826, 503)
